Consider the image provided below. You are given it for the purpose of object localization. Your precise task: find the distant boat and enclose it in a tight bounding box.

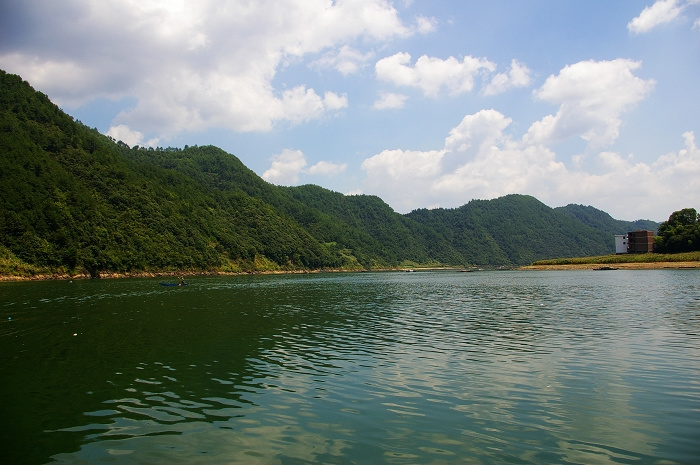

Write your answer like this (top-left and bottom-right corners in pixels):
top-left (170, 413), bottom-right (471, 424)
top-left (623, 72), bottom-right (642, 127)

top-left (594, 266), bottom-right (618, 271)
top-left (160, 282), bottom-right (188, 286)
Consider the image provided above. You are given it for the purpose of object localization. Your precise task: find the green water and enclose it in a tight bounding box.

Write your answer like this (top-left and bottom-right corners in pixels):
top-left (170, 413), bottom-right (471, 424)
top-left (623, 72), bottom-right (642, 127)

top-left (1, 270), bottom-right (699, 464)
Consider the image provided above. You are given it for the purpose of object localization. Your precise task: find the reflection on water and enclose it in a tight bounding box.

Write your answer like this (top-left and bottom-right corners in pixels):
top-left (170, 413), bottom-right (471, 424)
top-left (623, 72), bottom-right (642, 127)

top-left (1, 270), bottom-right (699, 464)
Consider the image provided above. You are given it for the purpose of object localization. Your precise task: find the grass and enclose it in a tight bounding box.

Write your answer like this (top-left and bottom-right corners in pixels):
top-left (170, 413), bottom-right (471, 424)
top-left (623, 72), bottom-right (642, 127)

top-left (531, 251), bottom-right (700, 266)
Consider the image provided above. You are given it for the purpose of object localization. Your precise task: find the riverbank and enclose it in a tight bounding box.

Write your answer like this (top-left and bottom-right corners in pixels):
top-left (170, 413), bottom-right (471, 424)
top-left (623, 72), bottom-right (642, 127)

top-left (0, 266), bottom-right (450, 282)
top-left (0, 269), bottom-right (341, 282)
top-left (2, 259), bottom-right (698, 281)
top-left (521, 251), bottom-right (700, 270)
top-left (521, 261), bottom-right (700, 270)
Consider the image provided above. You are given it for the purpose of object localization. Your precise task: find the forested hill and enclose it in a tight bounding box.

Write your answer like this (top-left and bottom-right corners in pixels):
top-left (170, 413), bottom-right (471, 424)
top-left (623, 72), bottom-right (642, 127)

top-left (0, 70), bottom-right (659, 276)
top-left (406, 196), bottom-right (614, 266)
top-left (555, 204), bottom-right (659, 236)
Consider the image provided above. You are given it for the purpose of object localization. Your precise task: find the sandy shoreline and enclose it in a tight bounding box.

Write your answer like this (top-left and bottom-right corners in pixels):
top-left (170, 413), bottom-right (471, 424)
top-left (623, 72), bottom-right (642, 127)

top-left (521, 261), bottom-right (700, 270)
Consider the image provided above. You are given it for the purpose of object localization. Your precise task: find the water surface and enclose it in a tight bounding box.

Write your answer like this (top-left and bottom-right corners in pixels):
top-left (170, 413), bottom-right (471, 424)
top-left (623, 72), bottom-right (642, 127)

top-left (1, 270), bottom-right (699, 464)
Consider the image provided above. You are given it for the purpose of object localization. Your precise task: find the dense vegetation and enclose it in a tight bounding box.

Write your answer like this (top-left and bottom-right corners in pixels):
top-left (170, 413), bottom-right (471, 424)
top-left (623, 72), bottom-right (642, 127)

top-left (554, 203), bottom-right (659, 235)
top-left (407, 197), bottom-right (613, 266)
top-left (655, 208), bottom-right (700, 253)
top-left (0, 70), bottom-right (673, 277)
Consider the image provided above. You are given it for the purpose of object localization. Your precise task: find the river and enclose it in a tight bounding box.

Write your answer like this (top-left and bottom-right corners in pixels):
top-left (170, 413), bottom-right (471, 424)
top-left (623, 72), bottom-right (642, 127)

top-left (1, 270), bottom-right (698, 464)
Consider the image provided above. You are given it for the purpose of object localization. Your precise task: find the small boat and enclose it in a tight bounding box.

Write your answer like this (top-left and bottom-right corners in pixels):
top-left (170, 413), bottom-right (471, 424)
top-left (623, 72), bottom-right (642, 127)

top-left (594, 266), bottom-right (618, 271)
top-left (160, 282), bottom-right (188, 286)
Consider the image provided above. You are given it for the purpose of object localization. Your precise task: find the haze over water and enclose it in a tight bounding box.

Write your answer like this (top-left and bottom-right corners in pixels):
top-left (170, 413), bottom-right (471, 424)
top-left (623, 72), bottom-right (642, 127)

top-left (1, 270), bottom-right (699, 464)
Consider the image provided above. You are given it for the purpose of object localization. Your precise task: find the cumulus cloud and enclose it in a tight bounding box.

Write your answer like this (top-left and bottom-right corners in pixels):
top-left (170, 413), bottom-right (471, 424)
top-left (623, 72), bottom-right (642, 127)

top-left (482, 59), bottom-right (532, 96)
top-left (628, 0), bottom-right (684, 34)
top-left (361, 59), bottom-right (690, 220)
top-left (361, 148), bottom-right (446, 209)
top-left (362, 111), bottom-right (698, 220)
top-left (444, 109), bottom-right (512, 153)
top-left (307, 160), bottom-right (348, 176)
top-left (375, 52), bottom-right (496, 97)
top-left (262, 149), bottom-right (347, 185)
top-left (106, 124), bottom-right (159, 148)
top-left (526, 59), bottom-right (655, 148)
top-left (361, 109), bottom-right (564, 213)
top-left (277, 87), bottom-right (349, 125)
top-left (373, 92), bottom-right (409, 110)
top-left (652, 131), bottom-right (700, 185)
top-left (0, 0), bottom-right (417, 137)
top-left (262, 149), bottom-right (308, 185)
top-left (311, 45), bottom-right (375, 75)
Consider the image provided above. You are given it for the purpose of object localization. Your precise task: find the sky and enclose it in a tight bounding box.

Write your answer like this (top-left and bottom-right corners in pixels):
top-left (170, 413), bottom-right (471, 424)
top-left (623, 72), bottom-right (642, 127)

top-left (1, 0), bottom-right (699, 222)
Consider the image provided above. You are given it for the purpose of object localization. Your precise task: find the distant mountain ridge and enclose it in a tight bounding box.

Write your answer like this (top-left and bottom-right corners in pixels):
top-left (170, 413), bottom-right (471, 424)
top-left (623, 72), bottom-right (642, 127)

top-left (555, 203), bottom-right (659, 236)
top-left (0, 70), bottom-right (660, 275)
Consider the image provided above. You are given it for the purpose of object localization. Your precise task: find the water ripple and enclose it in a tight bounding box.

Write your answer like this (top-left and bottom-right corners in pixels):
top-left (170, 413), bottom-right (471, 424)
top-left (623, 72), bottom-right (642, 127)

top-left (2, 271), bottom-right (700, 463)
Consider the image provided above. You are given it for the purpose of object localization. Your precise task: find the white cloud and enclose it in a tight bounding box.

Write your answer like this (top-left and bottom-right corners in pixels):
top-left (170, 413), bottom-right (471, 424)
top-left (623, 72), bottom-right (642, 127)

top-left (362, 148), bottom-right (445, 180)
top-left (106, 124), bottom-right (159, 147)
top-left (0, 54), bottom-right (133, 105)
top-left (322, 91), bottom-right (349, 111)
top-left (311, 45), bottom-right (375, 75)
top-left (0, 0), bottom-right (415, 137)
top-left (262, 149), bottom-right (348, 185)
top-left (375, 52), bottom-right (496, 97)
top-left (628, 0), bottom-right (684, 34)
top-left (652, 131), bottom-right (700, 185)
top-left (444, 110), bottom-right (512, 153)
top-left (526, 59), bottom-right (655, 148)
top-left (307, 160), bottom-right (348, 176)
top-left (361, 148), bottom-right (446, 210)
top-left (277, 87), bottom-right (348, 125)
top-left (361, 110), bottom-right (565, 213)
top-left (482, 59), bottom-right (532, 96)
top-left (373, 92), bottom-right (409, 110)
top-left (362, 104), bottom-right (698, 220)
top-left (415, 15), bottom-right (437, 34)
top-left (262, 149), bottom-right (307, 185)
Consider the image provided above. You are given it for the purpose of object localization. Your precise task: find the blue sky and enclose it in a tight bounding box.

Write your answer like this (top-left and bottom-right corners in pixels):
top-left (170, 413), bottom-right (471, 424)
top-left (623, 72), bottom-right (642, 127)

top-left (1, 0), bottom-right (699, 221)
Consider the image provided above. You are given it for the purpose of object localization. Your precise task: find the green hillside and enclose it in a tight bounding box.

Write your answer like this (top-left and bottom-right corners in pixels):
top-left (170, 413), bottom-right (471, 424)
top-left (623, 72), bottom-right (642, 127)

top-left (282, 185), bottom-right (467, 266)
top-left (555, 204), bottom-right (659, 235)
top-left (406, 195), bottom-right (615, 266)
top-left (0, 70), bottom-right (663, 277)
top-left (0, 71), bottom-right (337, 275)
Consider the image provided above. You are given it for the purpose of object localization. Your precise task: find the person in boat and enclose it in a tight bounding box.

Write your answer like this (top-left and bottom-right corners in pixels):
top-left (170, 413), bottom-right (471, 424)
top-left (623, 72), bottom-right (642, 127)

top-left (178, 276), bottom-right (186, 286)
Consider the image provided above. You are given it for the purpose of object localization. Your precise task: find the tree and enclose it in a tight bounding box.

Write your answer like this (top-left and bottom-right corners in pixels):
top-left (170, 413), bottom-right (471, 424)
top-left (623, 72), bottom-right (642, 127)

top-left (656, 208), bottom-right (700, 253)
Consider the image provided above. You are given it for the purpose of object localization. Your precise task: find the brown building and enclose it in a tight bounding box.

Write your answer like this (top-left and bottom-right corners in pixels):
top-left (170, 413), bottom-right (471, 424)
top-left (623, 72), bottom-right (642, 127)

top-left (627, 230), bottom-right (654, 253)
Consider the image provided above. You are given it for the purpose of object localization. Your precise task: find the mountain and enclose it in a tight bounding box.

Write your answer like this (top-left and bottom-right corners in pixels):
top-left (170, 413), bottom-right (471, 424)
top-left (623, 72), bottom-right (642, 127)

top-left (0, 70), bottom-right (661, 276)
top-left (0, 70), bottom-right (336, 275)
top-left (406, 195), bottom-right (617, 266)
top-left (556, 204), bottom-right (658, 235)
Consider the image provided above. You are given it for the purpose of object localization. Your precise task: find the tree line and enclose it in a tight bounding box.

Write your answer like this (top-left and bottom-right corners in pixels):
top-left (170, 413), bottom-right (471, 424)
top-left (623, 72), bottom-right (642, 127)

top-left (655, 208), bottom-right (700, 253)
top-left (3, 69), bottom-right (686, 278)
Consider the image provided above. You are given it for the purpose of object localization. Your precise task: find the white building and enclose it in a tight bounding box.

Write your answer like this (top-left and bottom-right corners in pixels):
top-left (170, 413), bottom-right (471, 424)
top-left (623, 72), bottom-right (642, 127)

top-left (615, 234), bottom-right (628, 254)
